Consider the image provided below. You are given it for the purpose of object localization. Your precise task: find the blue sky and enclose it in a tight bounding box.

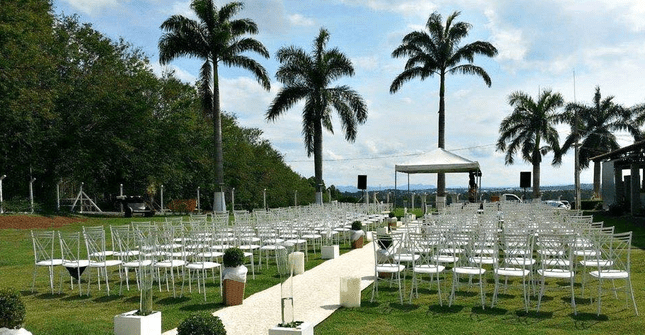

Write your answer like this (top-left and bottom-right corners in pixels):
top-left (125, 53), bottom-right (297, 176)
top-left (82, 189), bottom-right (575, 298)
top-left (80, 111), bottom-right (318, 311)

top-left (52, 0), bottom-right (645, 190)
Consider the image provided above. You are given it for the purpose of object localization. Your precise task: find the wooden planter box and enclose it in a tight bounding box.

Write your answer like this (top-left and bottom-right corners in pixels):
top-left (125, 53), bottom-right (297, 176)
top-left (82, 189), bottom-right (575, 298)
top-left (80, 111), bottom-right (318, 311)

top-left (351, 235), bottom-right (364, 249)
top-left (223, 279), bottom-right (245, 306)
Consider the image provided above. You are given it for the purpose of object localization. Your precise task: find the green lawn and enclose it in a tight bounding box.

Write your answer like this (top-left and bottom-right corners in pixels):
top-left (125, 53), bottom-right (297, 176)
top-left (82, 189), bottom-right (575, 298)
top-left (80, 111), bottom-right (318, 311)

top-left (2, 213), bottom-right (644, 334)
top-left (315, 212), bottom-right (645, 335)
top-left (0, 215), bottom-right (352, 334)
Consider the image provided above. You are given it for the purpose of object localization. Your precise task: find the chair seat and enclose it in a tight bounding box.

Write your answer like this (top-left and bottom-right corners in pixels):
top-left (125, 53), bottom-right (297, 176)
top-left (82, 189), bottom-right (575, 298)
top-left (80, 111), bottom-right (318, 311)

top-left (376, 264), bottom-right (405, 273)
top-left (453, 266), bottom-right (486, 275)
top-left (155, 259), bottom-right (186, 268)
top-left (90, 251), bottom-right (114, 257)
top-left (302, 234), bottom-right (322, 239)
top-left (393, 254), bottom-right (420, 262)
top-left (260, 245), bottom-right (286, 251)
top-left (574, 249), bottom-right (598, 257)
top-left (89, 260), bottom-right (122, 267)
top-left (495, 267), bottom-right (530, 277)
top-left (62, 260), bottom-right (90, 268)
top-left (36, 259), bottom-right (64, 266)
top-left (186, 262), bottom-right (220, 270)
top-left (590, 269), bottom-right (629, 279)
top-left (538, 268), bottom-right (574, 278)
top-left (196, 251), bottom-right (223, 258)
top-left (413, 264), bottom-right (445, 274)
top-left (505, 257), bottom-right (536, 266)
top-left (579, 259), bottom-right (613, 267)
top-left (123, 260), bottom-right (153, 268)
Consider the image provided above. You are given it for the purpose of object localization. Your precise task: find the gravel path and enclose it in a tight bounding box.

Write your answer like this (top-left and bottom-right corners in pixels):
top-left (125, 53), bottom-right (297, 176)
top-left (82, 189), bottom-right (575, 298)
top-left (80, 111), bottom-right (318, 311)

top-left (163, 242), bottom-right (375, 335)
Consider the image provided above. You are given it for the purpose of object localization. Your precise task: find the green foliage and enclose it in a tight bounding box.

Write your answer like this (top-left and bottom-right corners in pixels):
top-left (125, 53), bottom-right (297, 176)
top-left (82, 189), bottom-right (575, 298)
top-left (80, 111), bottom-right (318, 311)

top-left (177, 312), bottom-right (226, 335)
top-left (223, 247), bottom-right (245, 268)
top-left (0, 288), bottom-right (26, 329)
top-left (351, 220), bottom-right (362, 231)
top-left (0, 5), bottom-right (315, 212)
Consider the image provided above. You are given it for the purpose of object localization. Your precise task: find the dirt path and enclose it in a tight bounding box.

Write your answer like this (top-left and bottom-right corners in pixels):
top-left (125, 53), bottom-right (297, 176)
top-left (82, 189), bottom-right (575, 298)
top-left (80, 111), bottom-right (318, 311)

top-left (0, 215), bottom-right (87, 229)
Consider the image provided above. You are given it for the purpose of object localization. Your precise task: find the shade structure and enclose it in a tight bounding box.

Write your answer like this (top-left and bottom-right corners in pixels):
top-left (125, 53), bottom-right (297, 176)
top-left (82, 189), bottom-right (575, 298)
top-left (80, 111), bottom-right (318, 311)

top-left (395, 148), bottom-right (480, 174)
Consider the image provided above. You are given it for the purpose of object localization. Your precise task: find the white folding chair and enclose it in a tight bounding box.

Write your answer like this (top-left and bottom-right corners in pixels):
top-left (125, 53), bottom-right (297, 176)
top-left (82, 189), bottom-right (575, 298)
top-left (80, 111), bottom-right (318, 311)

top-left (408, 231), bottom-right (445, 305)
top-left (58, 231), bottom-right (90, 296)
top-left (589, 231), bottom-right (639, 316)
top-left (536, 233), bottom-right (577, 315)
top-left (371, 235), bottom-right (405, 304)
top-left (491, 232), bottom-right (533, 311)
top-left (83, 228), bottom-right (123, 295)
top-left (31, 230), bottom-right (63, 294)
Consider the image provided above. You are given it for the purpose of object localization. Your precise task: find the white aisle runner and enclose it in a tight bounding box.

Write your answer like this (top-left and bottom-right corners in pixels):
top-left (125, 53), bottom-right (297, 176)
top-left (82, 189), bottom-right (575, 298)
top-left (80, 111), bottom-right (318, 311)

top-left (163, 242), bottom-right (375, 335)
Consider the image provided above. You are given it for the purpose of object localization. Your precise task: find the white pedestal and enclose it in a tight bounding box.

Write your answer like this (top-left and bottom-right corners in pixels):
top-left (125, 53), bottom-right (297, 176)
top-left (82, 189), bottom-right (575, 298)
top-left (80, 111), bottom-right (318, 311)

top-left (365, 231), bottom-right (374, 242)
top-left (268, 322), bottom-right (314, 335)
top-left (376, 227), bottom-right (388, 235)
top-left (288, 252), bottom-right (305, 275)
top-left (114, 310), bottom-right (161, 335)
top-left (340, 276), bottom-right (361, 308)
top-left (321, 245), bottom-right (339, 259)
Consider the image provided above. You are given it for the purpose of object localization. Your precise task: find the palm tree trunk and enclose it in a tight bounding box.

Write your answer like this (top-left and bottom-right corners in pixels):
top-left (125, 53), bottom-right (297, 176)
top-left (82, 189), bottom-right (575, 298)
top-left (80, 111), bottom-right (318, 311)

top-left (212, 61), bottom-right (226, 212)
top-left (593, 160), bottom-right (601, 198)
top-left (314, 119), bottom-right (324, 204)
top-left (437, 72), bottom-right (446, 198)
top-left (532, 158), bottom-right (540, 199)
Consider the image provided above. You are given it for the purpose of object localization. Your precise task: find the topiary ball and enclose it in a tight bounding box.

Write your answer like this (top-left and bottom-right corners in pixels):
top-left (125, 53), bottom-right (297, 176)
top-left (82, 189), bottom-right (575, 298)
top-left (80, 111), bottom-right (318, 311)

top-left (0, 288), bottom-right (26, 330)
top-left (351, 220), bottom-right (362, 231)
top-left (223, 247), bottom-right (245, 268)
top-left (177, 312), bottom-right (226, 335)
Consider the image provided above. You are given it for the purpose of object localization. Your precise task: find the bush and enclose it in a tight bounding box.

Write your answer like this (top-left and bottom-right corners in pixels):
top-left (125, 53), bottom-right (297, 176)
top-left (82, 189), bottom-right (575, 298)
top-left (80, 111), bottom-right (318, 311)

top-left (351, 220), bottom-right (362, 231)
top-left (223, 247), bottom-right (245, 268)
top-left (0, 288), bottom-right (26, 329)
top-left (177, 312), bottom-right (226, 335)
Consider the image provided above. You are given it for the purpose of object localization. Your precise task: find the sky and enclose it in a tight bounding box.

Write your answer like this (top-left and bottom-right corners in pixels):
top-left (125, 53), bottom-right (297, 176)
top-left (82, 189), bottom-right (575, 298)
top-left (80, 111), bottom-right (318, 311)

top-left (52, 0), bottom-right (645, 190)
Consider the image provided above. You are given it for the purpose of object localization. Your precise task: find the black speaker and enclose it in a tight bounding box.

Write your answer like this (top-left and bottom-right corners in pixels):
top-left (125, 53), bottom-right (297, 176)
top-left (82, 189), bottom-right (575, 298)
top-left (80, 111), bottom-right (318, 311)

top-left (520, 171), bottom-right (531, 188)
top-left (357, 175), bottom-right (367, 190)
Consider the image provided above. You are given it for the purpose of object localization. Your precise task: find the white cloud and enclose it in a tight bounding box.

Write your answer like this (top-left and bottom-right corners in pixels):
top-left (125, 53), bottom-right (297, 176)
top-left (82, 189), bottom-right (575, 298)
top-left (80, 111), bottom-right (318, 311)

top-left (337, 0), bottom-right (435, 19)
top-left (484, 9), bottom-right (527, 63)
top-left (352, 56), bottom-right (379, 71)
top-left (288, 14), bottom-right (315, 27)
top-left (61, 0), bottom-right (120, 15)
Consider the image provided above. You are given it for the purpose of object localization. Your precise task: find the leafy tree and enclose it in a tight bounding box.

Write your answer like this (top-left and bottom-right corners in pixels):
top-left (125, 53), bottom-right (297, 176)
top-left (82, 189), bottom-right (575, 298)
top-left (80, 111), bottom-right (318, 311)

top-left (390, 11), bottom-right (497, 198)
top-left (0, 0), bottom-right (57, 200)
top-left (266, 28), bottom-right (368, 204)
top-left (560, 86), bottom-right (641, 197)
top-left (159, 0), bottom-right (271, 211)
top-left (496, 90), bottom-right (564, 198)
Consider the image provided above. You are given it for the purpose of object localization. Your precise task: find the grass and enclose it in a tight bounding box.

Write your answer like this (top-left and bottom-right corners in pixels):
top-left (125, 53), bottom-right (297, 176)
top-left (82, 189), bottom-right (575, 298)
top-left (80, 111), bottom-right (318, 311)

top-left (0, 215), bottom-right (357, 334)
top-left (3, 212), bottom-right (645, 334)
top-left (315, 212), bottom-right (645, 335)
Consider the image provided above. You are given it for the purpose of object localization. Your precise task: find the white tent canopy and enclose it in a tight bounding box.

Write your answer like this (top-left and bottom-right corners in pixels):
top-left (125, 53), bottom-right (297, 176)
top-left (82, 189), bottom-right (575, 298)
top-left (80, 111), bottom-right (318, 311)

top-left (395, 148), bottom-right (480, 174)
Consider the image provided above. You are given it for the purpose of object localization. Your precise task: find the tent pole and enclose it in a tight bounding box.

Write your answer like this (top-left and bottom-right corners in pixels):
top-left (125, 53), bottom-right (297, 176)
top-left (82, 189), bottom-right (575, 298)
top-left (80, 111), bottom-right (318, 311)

top-left (394, 170), bottom-right (397, 211)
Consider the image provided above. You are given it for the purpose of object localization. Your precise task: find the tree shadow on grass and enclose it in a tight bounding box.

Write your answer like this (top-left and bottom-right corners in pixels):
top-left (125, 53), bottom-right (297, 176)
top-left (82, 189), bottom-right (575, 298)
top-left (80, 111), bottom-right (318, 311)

top-left (61, 294), bottom-right (92, 302)
top-left (389, 302), bottom-right (420, 312)
top-left (571, 312), bottom-right (608, 330)
top-left (93, 294), bottom-right (122, 303)
top-left (35, 293), bottom-right (62, 300)
top-left (20, 290), bottom-right (38, 297)
top-left (522, 310), bottom-right (554, 320)
top-left (156, 296), bottom-right (191, 305)
top-left (427, 304), bottom-right (464, 315)
top-left (471, 306), bottom-right (507, 316)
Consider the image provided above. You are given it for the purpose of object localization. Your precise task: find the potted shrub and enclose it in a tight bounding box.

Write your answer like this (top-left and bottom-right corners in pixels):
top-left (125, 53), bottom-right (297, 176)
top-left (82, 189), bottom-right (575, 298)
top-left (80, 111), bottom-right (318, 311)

top-left (0, 288), bottom-right (30, 335)
top-left (177, 312), bottom-right (226, 335)
top-left (114, 233), bottom-right (161, 335)
top-left (222, 247), bottom-right (247, 306)
top-left (350, 221), bottom-right (364, 249)
top-left (387, 212), bottom-right (397, 231)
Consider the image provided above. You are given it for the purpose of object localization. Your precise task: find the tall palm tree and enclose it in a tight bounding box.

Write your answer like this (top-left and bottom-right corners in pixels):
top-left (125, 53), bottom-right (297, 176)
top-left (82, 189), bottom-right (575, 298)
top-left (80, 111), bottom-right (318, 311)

top-left (390, 11), bottom-right (497, 198)
top-left (266, 28), bottom-right (368, 204)
top-left (561, 86), bottom-right (641, 197)
top-left (158, 0), bottom-right (270, 211)
top-left (497, 90), bottom-right (564, 199)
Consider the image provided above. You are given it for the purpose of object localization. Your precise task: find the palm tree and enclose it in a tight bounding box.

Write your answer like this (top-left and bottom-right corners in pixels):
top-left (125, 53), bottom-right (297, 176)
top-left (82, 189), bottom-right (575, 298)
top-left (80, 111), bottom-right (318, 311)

top-left (266, 28), bottom-right (368, 204)
top-left (561, 86), bottom-right (641, 197)
top-left (390, 11), bottom-right (497, 199)
top-left (158, 0), bottom-right (270, 211)
top-left (496, 90), bottom-right (564, 199)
